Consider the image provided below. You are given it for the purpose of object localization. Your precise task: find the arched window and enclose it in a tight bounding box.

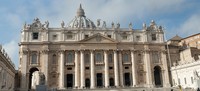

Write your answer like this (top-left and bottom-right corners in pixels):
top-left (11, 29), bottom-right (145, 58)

top-left (123, 53), bottom-right (129, 62)
top-left (67, 52), bottom-right (74, 63)
top-left (95, 53), bottom-right (102, 62)
top-left (108, 53), bottom-right (113, 63)
top-left (85, 53), bottom-right (90, 63)
top-left (52, 54), bottom-right (57, 64)
top-left (31, 54), bottom-right (37, 64)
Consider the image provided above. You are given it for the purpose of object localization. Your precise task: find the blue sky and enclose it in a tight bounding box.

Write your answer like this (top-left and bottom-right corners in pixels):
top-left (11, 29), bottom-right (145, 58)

top-left (0, 0), bottom-right (200, 69)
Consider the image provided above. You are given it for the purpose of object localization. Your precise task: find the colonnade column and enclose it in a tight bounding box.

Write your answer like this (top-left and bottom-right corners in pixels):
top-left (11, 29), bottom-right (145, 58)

top-left (131, 50), bottom-right (137, 87)
top-left (80, 51), bottom-right (85, 88)
top-left (90, 50), bottom-right (95, 88)
top-left (74, 51), bottom-right (79, 88)
top-left (59, 50), bottom-right (65, 89)
top-left (104, 50), bottom-right (109, 87)
top-left (114, 50), bottom-right (119, 87)
top-left (144, 50), bottom-right (153, 87)
top-left (161, 51), bottom-right (171, 87)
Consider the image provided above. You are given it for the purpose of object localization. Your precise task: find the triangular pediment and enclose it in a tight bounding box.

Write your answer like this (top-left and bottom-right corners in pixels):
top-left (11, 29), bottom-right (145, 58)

top-left (79, 33), bottom-right (118, 43)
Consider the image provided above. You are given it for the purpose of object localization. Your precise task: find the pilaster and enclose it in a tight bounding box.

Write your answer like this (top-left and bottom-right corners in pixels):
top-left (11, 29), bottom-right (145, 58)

top-left (144, 49), bottom-right (153, 87)
top-left (59, 50), bottom-right (65, 89)
top-left (161, 51), bottom-right (171, 87)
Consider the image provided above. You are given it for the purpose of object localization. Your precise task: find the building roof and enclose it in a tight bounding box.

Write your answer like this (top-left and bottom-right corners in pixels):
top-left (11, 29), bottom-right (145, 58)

top-left (169, 35), bottom-right (182, 41)
top-left (181, 33), bottom-right (200, 40)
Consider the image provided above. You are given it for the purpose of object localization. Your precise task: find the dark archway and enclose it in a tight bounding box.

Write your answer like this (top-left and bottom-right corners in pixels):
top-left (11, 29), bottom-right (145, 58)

top-left (66, 74), bottom-right (73, 88)
top-left (154, 66), bottom-right (162, 87)
top-left (124, 73), bottom-right (131, 86)
top-left (85, 78), bottom-right (90, 88)
top-left (29, 67), bottom-right (39, 89)
top-left (109, 78), bottom-right (114, 86)
top-left (96, 73), bottom-right (103, 87)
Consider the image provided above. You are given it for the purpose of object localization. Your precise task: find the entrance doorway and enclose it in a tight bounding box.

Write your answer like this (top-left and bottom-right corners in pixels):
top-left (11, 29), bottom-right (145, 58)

top-left (29, 67), bottom-right (39, 89)
top-left (85, 78), bottom-right (90, 88)
top-left (96, 73), bottom-right (103, 87)
top-left (154, 66), bottom-right (162, 87)
top-left (124, 73), bottom-right (131, 86)
top-left (66, 74), bottom-right (73, 88)
top-left (109, 78), bottom-right (114, 86)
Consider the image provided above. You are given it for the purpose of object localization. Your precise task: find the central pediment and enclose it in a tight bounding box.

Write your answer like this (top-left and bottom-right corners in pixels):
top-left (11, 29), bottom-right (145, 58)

top-left (79, 33), bottom-right (118, 43)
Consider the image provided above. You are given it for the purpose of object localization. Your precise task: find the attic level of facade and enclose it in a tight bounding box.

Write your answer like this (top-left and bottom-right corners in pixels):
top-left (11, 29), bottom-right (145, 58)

top-left (22, 5), bottom-right (164, 32)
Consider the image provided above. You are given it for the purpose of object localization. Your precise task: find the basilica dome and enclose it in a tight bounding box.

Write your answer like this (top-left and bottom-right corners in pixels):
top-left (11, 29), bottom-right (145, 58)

top-left (67, 4), bottom-right (96, 29)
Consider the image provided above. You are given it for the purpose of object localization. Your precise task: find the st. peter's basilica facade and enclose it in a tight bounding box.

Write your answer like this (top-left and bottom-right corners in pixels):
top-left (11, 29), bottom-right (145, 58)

top-left (18, 5), bottom-right (170, 90)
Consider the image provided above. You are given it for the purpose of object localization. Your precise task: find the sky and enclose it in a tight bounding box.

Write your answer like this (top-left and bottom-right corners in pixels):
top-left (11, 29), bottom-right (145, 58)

top-left (0, 0), bottom-right (200, 69)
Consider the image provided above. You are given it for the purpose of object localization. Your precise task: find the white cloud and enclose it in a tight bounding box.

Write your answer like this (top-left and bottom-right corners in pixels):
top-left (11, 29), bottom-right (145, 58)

top-left (174, 13), bottom-right (200, 37)
top-left (24, 0), bottom-right (186, 27)
top-left (2, 40), bottom-right (18, 68)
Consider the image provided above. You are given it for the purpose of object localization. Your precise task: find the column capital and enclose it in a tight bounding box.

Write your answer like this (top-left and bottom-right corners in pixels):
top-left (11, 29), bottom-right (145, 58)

top-left (58, 50), bottom-right (65, 53)
top-left (41, 50), bottom-right (49, 54)
top-left (22, 50), bottom-right (29, 55)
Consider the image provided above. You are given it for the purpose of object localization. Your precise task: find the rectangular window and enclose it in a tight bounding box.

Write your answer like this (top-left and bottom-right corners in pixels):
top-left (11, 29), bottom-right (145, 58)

top-left (85, 67), bottom-right (90, 70)
top-left (184, 78), bottom-right (187, 84)
top-left (122, 35), bottom-right (127, 40)
top-left (52, 34), bottom-right (57, 40)
top-left (32, 32), bottom-right (39, 40)
top-left (125, 67), bottom-right (129, 69)
top-left (31, 53), bottom-right (37, 64)
top-left (136, 36), bottom-right (141, 41)
top-left (108, 35), bottom-right (111, 38)
top-left (152, 34), bottom-right (156, 41)
top-left (67, 68), bottom-right (72, 70)
top-left (85, 35), bottom-right (89, 38)
top-left (191, 77), bottom-right (193, 84)
top-left (67, 34), bottom-right (73, 39)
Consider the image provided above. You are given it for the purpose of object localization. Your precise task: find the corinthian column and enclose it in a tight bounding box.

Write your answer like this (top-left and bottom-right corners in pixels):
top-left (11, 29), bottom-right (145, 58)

top-left (104, 50), bottom-right (109, 87)
top-left (90, 50), bottom-right (95, 88)
top-left (59, 50), bottom-right (65, 89)
top-left (74, 51), bottom-right (79, 88)
top-left (114, 50), bottom-right (119, 87)
top-left (80, 50), bottom-right (85, 88)
top-left (131, 50), bottom-right (137, 87)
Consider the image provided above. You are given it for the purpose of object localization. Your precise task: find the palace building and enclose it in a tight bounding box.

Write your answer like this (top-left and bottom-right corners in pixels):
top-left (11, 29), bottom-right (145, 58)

top-left (168, 33), bottom-right (200, 89)
top-left (18, 5), bottom-right (171, 90)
